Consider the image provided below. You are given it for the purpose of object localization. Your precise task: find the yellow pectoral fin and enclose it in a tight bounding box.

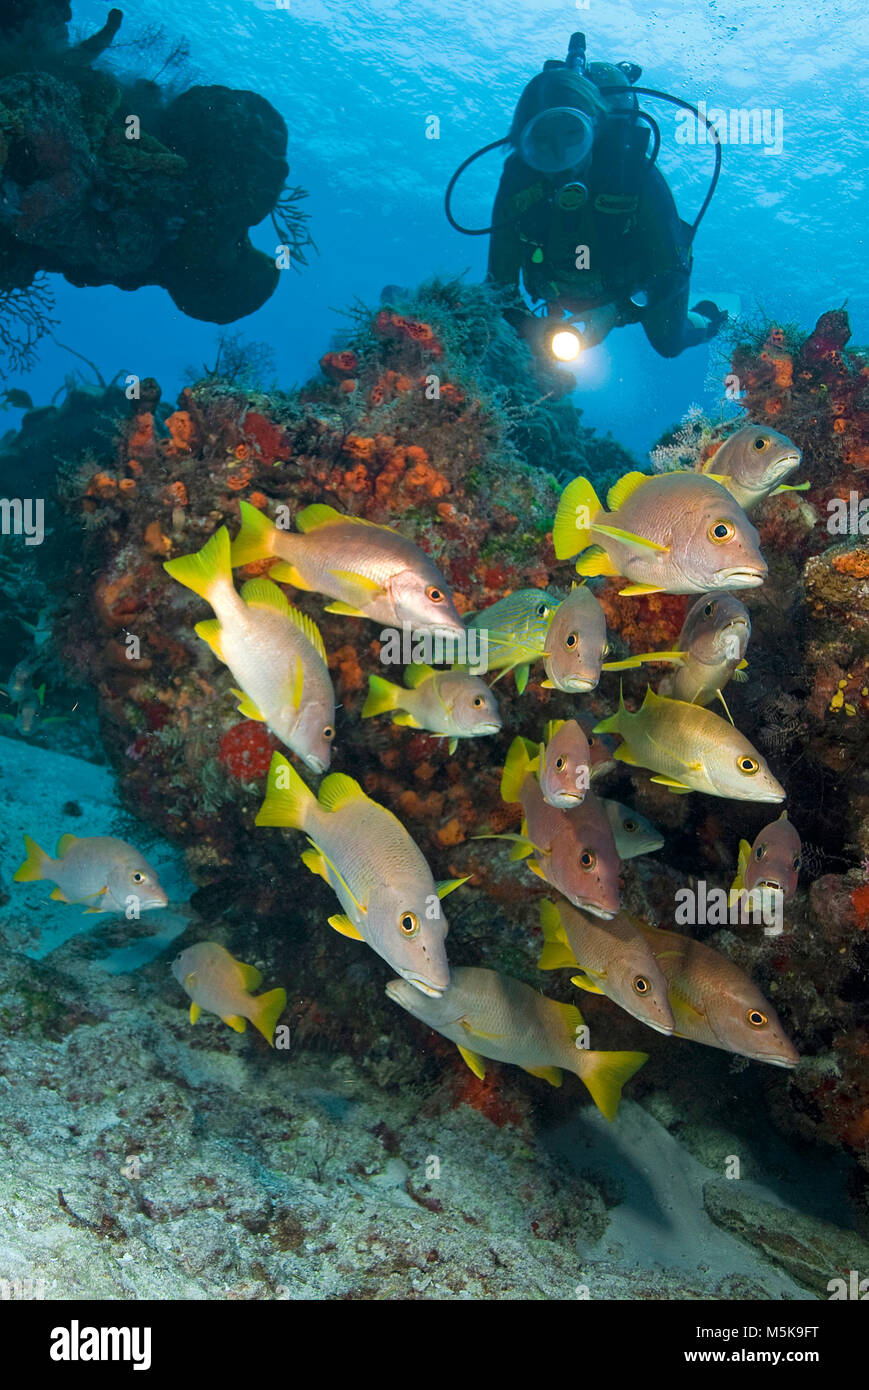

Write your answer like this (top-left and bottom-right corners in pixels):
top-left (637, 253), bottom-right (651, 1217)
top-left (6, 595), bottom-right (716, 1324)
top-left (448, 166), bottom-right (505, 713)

top-left (189, 1002), bottom-right (201, 1024)
top-left (460, 1019), bottom-right (506, 1042)
top-left (328, 913), bottom-right (364, 940)
top-left (514, 664), bottom-right (531, 695)
top-left (229, 688), bottom-right (265, 721)
top-left (591, 522), bottom-right (670, 554)
top-left (323, 601), bottom-right (365, 617)
top-left (569, 972), bottom-right (606, 995)
top-left (619, 583), bottom-right (666, 596)
top-left (328, 570), bottom-right (383, 608)
top-left (771, 481), bottom-right (810, 495)
top-left (649, 775), bottom-right (693, 793)
top-left (456, 1045), bottom-right (487, 1080)
top-left (222, 1014), bottom-right (247, 1034)
top-left (521, 1064), bottom-right (563, 1087)
top-left (602, 650), bottom-right (686, 672)
top-left (715, 688), bottom-right (735, 724)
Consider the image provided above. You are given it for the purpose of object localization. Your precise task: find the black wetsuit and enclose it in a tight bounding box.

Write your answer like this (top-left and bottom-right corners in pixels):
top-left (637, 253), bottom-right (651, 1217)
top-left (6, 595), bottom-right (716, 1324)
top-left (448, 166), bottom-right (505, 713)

top-left (488, 149), bottom-right (713, 358)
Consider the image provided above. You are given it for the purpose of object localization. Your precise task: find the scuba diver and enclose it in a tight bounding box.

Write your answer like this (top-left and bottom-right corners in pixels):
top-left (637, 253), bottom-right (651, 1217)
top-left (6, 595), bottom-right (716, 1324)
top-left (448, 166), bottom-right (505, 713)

top-left (445, 33), bottom-right (729, 362)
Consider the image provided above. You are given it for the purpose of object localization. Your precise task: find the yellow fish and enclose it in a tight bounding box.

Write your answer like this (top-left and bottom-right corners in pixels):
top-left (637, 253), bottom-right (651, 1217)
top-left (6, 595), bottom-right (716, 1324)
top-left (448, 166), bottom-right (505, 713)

top-left (386, 967), bottom-right (647, 1120)
top-left (172, 942), bottom-right (286, 1044)
top-left (362, 663), bottom-right (501, 753)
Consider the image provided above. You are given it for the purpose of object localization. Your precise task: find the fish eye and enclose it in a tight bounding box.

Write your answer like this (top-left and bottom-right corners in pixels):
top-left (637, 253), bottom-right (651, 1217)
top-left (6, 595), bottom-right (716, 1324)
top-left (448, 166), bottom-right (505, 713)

top-left (131, 871), bottom-right (145, 883)
top-left (536, 602), bottom-right (548, 617)
top-left (746, 1009), bottom-right (767, 1027)
top-left (399, 911), bottom-right (420, 937)
top-left (753, 436), bottom-right (769, 451)
top-left (323, 726), bottom-right (335, 741)
top-left (703, 601), bottom-right (715, 618)
top-left (792, 855), bottom-right (801, 871)
top-left (555, 756), bottom-right (566, 771)
top-left (755, 844), bottom-right (767, 860)
top-left (579, 850), bottom-right (596, 870)
top-left (738, 756), bottom-right (759, 775)
top-left (426, 586), bottom-right (445, 604)
top-left (472, 696), bottom-right (484, 708)
top-left (624, 819), bottom-right (637, 832)
top-left (708, 520), bottom-right (736, 543)
top-left (565, 632), bottom-right (579, 650)
top-left (633, 976), bottom-right (650, 995)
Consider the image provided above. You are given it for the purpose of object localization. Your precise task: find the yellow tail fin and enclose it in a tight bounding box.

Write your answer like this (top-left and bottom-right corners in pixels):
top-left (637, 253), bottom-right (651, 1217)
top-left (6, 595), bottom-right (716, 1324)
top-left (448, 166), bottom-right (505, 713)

top-left (13, 833), bottom-right (51, 882)
top-left (230, 499), bottom-right (278, 567)
top-left (255, 752), bottom-right (315, 831)
top-left (164, 527), bottom-right (231, 603)
top-left (552, 477), bottom-right (602, 560)
top-left (362, 673), bottom-right (403, 718)
top-left (500, 735), bottom-right (538, 803)
top-left (537, 900), bottom-right (577, 971)
top-left (250, 987), bottom-right (287, 1046)
top-left (574, 1050), bottom-right (648, 1121)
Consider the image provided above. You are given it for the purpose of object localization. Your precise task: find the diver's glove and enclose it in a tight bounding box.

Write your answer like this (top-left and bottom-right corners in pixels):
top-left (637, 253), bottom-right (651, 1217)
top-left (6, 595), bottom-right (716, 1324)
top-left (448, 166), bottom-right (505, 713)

top-left (691, 299), bottom-right (729, 339)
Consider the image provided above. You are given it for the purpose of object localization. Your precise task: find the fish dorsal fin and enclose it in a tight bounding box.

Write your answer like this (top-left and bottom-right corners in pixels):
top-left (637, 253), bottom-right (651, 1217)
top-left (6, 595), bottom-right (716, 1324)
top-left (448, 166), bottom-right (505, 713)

top-left (286, 606), bottom-right (327, 661)
top-left (318, 772), bottom-right (365, 814)
top-left (779, 810), bottom-right (788, 822)
top-left (456, 1044), bottom-right (486, 1080)
top-left (296, 503), bottom-right (344, 532)
top-left (237, 961), bottom-right (263, 990)
top-left (404, 663), bottom-right (435, 689)
top-left (543, 719), bottom-right (565, 743)
top-left (241, 577), bottom-right (291, 616)
top-left (607, 471), bottom-right (651, 511)
top-left (56, 834), bottom-right (79, 858)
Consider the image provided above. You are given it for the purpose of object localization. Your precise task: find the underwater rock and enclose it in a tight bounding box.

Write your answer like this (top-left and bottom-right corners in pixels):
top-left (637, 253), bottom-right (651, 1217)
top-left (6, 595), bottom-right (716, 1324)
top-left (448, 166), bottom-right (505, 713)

top-left (0, 3), bottom-right (302, 334)
top-left (704, 1181), bottom-right (869, 1297)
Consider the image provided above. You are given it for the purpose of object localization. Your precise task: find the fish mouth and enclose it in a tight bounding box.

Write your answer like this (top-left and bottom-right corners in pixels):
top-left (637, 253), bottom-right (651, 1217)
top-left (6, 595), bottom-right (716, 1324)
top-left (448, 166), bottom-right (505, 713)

top-left (401, 972), bottom-right (446, 998)
top-left (643, 1019), bottom-right (675, 1036)
top-left (304, 754), bottom-right (328, 775)
top-left (771, 453), bottom-right (801, 475)
top-left (714, 566), bottom-right (767, 588)
top-left (576, 901), bottom-right (617, 920)
top-left (147, 894), bottom-right (169, 910)
top-left (757, 1052), bottom-right (799, 1069)
top-left (755, 879), bottom-right (785, 892)
top-left (552, 792), bottom-right (585, 807)
top-left (474, 722), bottom-right (502, 736)
top-left (561, 676), bottom-right (597, 693)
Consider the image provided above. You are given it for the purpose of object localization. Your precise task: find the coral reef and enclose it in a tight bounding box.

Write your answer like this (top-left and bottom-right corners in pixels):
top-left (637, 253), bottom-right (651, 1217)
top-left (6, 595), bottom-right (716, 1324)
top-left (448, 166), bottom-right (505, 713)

top-left (7, 282), bottom-right (869, 1259)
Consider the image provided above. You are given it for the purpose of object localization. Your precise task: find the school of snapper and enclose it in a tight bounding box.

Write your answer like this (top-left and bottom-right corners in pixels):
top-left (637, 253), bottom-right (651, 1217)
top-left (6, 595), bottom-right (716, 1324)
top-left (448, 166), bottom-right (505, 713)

top-left (12, 435), bottom-right (806, 1120)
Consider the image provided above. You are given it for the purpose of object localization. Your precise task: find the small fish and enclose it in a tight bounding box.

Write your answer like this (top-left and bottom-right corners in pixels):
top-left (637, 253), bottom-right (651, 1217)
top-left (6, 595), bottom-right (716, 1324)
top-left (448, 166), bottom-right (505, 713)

top-left (601, 799), bottom-right (664, 858)
top-left (541, 585), bottom-right (609, 692)
top-left (164, 528), bottom-right (336, 774)
top-left (537, 900), bottom-right (675, 1034)
top-left (14, 833), bottom-right (168, 913)
top-left (552, 470), bottom-right (767, 595)
top-left (230, 500), bottom-right (465, 636)
top-left (699, 424), bottom-right (806, 513)
top-left (256, 753), bottom-right (460, 995)
top-left (3, 658), bottom-right (41, 700)
top-left (731, 811), bottom-right (801, 902)
top-left (172, 942), bottom-right (287, 1043)
top-left (656, 593), bottom-right (751, 718)
top-left (594, 685), bottom-right (785, 801)
top-left (586, 726), bottom-right (617, 780)
top-left (465, 588), bottom-right (558, 693)
top-left (362, 663), bottom-right (501, 752)
top-left (493, 751), bottom-right (621, 918)
top-left (386, 967), bottom-right (647, 1120)
top-left (636, 921), bottom-right (799, 1067)
top-left (538, 719), bottom-right (591, 807)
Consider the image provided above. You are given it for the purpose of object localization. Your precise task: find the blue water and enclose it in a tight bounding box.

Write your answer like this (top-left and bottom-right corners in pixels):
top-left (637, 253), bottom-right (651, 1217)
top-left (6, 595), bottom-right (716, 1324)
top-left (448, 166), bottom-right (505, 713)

top-left (10, 0), bottom-right (869, 453)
